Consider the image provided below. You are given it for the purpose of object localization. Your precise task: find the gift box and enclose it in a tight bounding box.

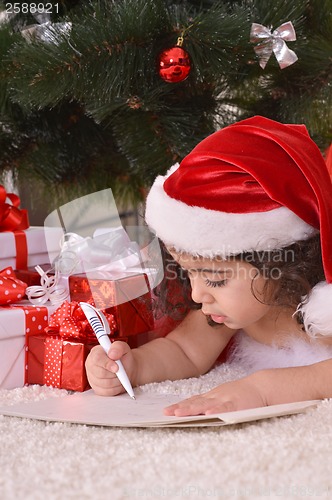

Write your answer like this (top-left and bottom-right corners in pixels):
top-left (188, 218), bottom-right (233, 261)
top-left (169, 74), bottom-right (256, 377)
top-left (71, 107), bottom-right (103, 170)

top-left (16, 267), bottom-right (157, 346)
top-left (25, 301), bottom-right (107, 391)
top-left (0, 301), bottom-right (54, 389)
top-left (0, 226), bottom-right (64, 270)
top-left (27, 335), bottom-right (94, 392)
top-left (69, 271), bottom-right (154, 337)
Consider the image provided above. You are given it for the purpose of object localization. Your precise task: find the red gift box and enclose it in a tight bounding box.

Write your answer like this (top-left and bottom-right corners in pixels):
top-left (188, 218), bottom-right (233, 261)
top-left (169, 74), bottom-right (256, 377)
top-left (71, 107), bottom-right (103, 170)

top-left (27, 335), bottom-right (94, 392)
top-left (26, 301), bottom-right (116, 391)
top-left (16, 269), bottom-right (155, 338)
top-left (69, 272), bottom-right (154, 338)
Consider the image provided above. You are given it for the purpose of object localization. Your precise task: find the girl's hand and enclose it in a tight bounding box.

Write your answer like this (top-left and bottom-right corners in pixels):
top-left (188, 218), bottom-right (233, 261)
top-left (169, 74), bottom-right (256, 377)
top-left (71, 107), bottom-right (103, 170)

top-left (85, 341), bottom-right (137, 397)
top-left (163, 375), bottom-right (267, 416)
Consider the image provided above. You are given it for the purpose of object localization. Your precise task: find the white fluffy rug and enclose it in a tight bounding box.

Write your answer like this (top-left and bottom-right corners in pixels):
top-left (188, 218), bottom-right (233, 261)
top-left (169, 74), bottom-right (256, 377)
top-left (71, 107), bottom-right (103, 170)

top-left (1, 360), bottom-right (332, 500)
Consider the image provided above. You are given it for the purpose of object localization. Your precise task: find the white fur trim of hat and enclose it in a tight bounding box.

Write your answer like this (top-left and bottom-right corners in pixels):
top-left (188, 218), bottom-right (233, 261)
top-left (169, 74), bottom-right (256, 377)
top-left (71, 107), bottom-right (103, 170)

top-left (145, 164), bottom-right (317, 258)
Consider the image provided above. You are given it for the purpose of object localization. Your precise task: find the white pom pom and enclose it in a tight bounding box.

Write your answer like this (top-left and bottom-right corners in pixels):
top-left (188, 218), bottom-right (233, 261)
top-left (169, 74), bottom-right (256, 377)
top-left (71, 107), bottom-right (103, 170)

top-left (297, 281), bottom-right (332, 337)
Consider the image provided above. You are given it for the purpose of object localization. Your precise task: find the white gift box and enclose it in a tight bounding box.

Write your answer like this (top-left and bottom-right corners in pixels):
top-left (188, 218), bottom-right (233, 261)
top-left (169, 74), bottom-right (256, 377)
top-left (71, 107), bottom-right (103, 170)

top-left (0, 226), bottom-right (63, 270)
top-left (0, 302), bottom-right (56, 389)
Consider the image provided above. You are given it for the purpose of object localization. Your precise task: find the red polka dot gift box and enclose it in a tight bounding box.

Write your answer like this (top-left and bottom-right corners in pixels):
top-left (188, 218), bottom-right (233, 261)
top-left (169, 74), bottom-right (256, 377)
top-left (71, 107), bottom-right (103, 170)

top-left (25, 300), bottom-right (116, 392)
top-left (0, 267), bottom-right (55, 389)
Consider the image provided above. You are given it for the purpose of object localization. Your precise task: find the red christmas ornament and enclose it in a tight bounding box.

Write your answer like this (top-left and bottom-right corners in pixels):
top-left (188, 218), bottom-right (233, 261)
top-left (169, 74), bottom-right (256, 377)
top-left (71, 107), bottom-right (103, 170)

top-left (158, 44), bottom-right (191, 83)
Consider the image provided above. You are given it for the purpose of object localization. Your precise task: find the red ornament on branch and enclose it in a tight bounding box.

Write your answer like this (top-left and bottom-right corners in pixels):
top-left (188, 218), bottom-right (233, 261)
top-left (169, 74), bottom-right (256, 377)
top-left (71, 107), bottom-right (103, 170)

top-left (158, 36), bottom-right (191, 83)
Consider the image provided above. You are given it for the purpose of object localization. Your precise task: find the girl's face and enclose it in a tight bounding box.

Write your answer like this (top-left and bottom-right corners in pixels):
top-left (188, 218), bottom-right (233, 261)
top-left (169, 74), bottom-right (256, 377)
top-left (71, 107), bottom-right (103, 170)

top-left (169, 251), bottom-right (272, 330)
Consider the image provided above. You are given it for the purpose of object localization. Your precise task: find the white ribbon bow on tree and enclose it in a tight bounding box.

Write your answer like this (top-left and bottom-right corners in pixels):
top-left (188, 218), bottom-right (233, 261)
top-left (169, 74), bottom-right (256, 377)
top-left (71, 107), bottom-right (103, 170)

top-left (250, 21), bottom-right (298, 69)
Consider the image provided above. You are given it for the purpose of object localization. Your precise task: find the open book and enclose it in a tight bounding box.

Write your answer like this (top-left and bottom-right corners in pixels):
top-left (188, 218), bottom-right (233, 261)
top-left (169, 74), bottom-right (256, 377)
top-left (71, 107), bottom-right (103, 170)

top-left (0, 389), bottom-right (320, 428)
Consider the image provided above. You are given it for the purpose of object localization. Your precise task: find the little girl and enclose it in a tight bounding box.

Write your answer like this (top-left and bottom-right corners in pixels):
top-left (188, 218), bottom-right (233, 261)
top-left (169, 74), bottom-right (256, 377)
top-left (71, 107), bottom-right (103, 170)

top-left (86, 116), bottom-right (332, 416)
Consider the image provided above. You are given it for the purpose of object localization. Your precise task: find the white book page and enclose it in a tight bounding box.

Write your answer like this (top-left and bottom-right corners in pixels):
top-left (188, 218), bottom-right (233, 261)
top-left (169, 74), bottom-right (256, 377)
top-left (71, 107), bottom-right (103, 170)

top-left (0, 389), bottom-right (320, 428)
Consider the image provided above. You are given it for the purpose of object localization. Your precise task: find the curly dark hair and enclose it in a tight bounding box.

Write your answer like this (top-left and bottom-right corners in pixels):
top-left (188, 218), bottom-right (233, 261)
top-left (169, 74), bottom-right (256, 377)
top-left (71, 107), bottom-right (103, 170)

top-left (153, 234), bottom-right (324, 326)
top-left (240, 234), bottom-right (324, 309)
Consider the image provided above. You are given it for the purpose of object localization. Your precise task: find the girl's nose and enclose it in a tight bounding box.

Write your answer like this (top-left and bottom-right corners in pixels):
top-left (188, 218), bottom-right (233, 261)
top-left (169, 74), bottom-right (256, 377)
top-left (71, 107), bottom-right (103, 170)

top-left (190, 277), bottom-right (214, 304)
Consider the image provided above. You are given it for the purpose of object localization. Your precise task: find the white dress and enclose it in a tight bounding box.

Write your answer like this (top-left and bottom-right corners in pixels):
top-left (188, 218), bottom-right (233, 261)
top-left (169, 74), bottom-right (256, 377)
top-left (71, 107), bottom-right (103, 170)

top-left (229, 330), bottom-right (332, 374)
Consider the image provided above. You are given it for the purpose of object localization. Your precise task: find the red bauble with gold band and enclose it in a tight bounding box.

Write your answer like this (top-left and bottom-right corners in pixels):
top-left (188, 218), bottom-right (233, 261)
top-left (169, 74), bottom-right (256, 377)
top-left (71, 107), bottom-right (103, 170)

top-left (158, 46), bottom-right (191, 83)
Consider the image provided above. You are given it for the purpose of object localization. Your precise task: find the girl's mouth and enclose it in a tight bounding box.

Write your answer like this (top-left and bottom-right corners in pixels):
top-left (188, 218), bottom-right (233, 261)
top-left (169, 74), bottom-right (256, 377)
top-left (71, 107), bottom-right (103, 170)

top-left (203, 310), bottom-right (228, 325)
top-left (210, 314), bottom-right (227, 324)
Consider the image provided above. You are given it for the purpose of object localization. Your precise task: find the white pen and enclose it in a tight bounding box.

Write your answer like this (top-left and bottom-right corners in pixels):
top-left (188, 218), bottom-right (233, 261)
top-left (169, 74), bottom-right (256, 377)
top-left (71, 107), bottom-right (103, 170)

top-left (80, 302), bottom-right (136, 400)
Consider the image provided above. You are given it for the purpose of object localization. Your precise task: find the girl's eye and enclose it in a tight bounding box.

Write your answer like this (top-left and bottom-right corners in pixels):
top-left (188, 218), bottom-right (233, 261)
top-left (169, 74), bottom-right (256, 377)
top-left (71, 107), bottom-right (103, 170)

top-left (205, 279), bottom-right (227, 288)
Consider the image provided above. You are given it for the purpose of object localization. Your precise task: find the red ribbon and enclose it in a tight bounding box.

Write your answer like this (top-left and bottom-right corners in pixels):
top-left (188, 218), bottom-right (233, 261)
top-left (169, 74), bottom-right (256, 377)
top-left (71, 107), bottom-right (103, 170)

top-left (0, 185), bottom-right (29, 231)
top-left (0, 267), bottom-right (27, 305)
top-left (0, 185), bottom-right (29, 269)
top-left (45, 300), bottom-right (117, 341)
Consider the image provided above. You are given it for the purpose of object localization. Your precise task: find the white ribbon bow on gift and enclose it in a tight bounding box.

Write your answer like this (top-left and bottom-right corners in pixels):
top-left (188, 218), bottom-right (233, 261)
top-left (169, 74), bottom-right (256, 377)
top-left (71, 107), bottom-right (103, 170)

top-left (250, 21), bottom-right (298, 69)
top-left (54, 227), bottom-right (142, 276)
top-left (26, 265), bottom-right (69, 306)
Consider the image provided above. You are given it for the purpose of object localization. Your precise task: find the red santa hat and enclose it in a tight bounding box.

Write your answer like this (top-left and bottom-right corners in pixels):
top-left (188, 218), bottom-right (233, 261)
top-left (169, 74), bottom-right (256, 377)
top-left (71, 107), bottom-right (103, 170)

top-left (145, 116), bottom-right (332, 337)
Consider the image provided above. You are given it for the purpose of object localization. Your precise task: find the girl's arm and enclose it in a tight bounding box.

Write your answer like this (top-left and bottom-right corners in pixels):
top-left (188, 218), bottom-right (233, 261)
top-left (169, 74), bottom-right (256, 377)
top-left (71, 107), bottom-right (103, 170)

top-left (132, 308), bottom-right (235, 385)
top-left (164, 359), bottom-right (332, 416)
top-left (86, 308), bottom-right (236, 396)
top-left (254, 359), bottom-right (332, 404)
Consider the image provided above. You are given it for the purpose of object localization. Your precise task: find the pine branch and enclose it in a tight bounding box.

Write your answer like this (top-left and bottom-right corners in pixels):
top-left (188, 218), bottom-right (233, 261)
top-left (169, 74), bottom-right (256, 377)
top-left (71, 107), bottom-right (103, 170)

top-left (0, 0), bottom-right (331, 213)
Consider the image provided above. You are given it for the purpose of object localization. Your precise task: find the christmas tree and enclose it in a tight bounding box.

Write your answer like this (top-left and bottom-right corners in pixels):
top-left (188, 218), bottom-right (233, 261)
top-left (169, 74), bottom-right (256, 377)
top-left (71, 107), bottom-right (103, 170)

top-left (0, 0), bottom-right (331, 220)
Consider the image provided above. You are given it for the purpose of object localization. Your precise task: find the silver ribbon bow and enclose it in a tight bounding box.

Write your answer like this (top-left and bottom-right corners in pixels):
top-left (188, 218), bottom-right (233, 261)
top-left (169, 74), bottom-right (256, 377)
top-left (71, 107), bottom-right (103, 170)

top-left (250, 21), bottom-right (298, 69)
top-left (21, 12), bottom-right (72, 45)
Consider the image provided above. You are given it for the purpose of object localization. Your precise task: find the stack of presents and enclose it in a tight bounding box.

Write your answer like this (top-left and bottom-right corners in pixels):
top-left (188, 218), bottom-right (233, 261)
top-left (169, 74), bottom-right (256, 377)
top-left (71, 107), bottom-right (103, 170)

top-left (1, 187), bottom-right (170, 392)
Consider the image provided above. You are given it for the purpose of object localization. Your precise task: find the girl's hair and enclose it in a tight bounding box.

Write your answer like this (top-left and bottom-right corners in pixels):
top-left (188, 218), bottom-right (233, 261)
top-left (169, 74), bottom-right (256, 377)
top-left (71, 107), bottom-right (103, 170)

top-left (240, 234), bottom-right (324, 318)
top-left (153, 234), bottom-right (324, 326)
top-left (152, 242), bottom-right (199, 322)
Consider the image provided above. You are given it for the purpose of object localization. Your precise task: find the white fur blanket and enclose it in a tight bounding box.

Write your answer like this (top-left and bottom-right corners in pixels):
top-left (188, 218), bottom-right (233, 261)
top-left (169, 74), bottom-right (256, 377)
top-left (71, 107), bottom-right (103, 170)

top-left (1, 360), bottom-right (332, 499)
